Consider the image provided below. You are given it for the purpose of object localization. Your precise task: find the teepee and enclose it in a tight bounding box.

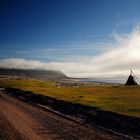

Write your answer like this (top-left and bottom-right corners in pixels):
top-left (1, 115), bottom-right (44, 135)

top-left (125, 70), bottom-right (139, 85)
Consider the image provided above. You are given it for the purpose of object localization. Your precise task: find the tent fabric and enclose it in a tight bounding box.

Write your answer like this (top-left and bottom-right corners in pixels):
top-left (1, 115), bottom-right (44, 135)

top-left (125, 75), bottom-right (138, 85)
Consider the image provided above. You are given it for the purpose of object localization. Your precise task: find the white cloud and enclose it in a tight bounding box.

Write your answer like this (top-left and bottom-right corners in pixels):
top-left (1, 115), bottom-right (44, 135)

top-left (1, 26), bottom-right (140, 82)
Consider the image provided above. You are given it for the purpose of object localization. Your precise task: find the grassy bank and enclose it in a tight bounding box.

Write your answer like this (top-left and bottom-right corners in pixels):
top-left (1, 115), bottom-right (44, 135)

top-left (0, 79), bottom-right (140, 118)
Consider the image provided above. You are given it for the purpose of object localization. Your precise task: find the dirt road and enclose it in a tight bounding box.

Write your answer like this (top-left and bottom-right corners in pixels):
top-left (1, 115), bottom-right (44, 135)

top-left (0, 91), bottom-right (126, 140)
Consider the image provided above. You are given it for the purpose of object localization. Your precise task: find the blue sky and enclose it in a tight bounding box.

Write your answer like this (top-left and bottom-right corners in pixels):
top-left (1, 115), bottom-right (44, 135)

top-left (1, 0), bottom-right (140, 79)
top-left (1, 0), bottom-right (140, 60)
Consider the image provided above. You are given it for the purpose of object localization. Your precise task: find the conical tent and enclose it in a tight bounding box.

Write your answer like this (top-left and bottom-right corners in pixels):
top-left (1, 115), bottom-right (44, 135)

top-left (125, 70), bottom-right (138, 85)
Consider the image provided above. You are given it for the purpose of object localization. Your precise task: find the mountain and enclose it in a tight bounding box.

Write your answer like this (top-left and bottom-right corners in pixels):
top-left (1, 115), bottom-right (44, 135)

top-left (0, 68), bottom-right (67, 80)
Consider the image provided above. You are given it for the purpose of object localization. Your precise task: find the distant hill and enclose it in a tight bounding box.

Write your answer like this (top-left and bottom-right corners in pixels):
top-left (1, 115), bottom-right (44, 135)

top-left (0, 68), bottom-right (67, 80)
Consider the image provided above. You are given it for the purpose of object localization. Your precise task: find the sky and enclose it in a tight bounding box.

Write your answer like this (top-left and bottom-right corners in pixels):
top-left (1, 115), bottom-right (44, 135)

top-left (1, 0), bottom-right (140, 82)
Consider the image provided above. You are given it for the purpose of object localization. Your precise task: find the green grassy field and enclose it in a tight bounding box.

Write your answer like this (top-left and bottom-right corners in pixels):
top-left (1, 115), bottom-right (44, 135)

top-left (1, 79), bottom-right (140, 118)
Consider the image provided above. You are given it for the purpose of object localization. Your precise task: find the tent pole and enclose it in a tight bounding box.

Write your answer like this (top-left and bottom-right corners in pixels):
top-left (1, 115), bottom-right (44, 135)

top-left (131, 70), bottom-right (140, 85)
